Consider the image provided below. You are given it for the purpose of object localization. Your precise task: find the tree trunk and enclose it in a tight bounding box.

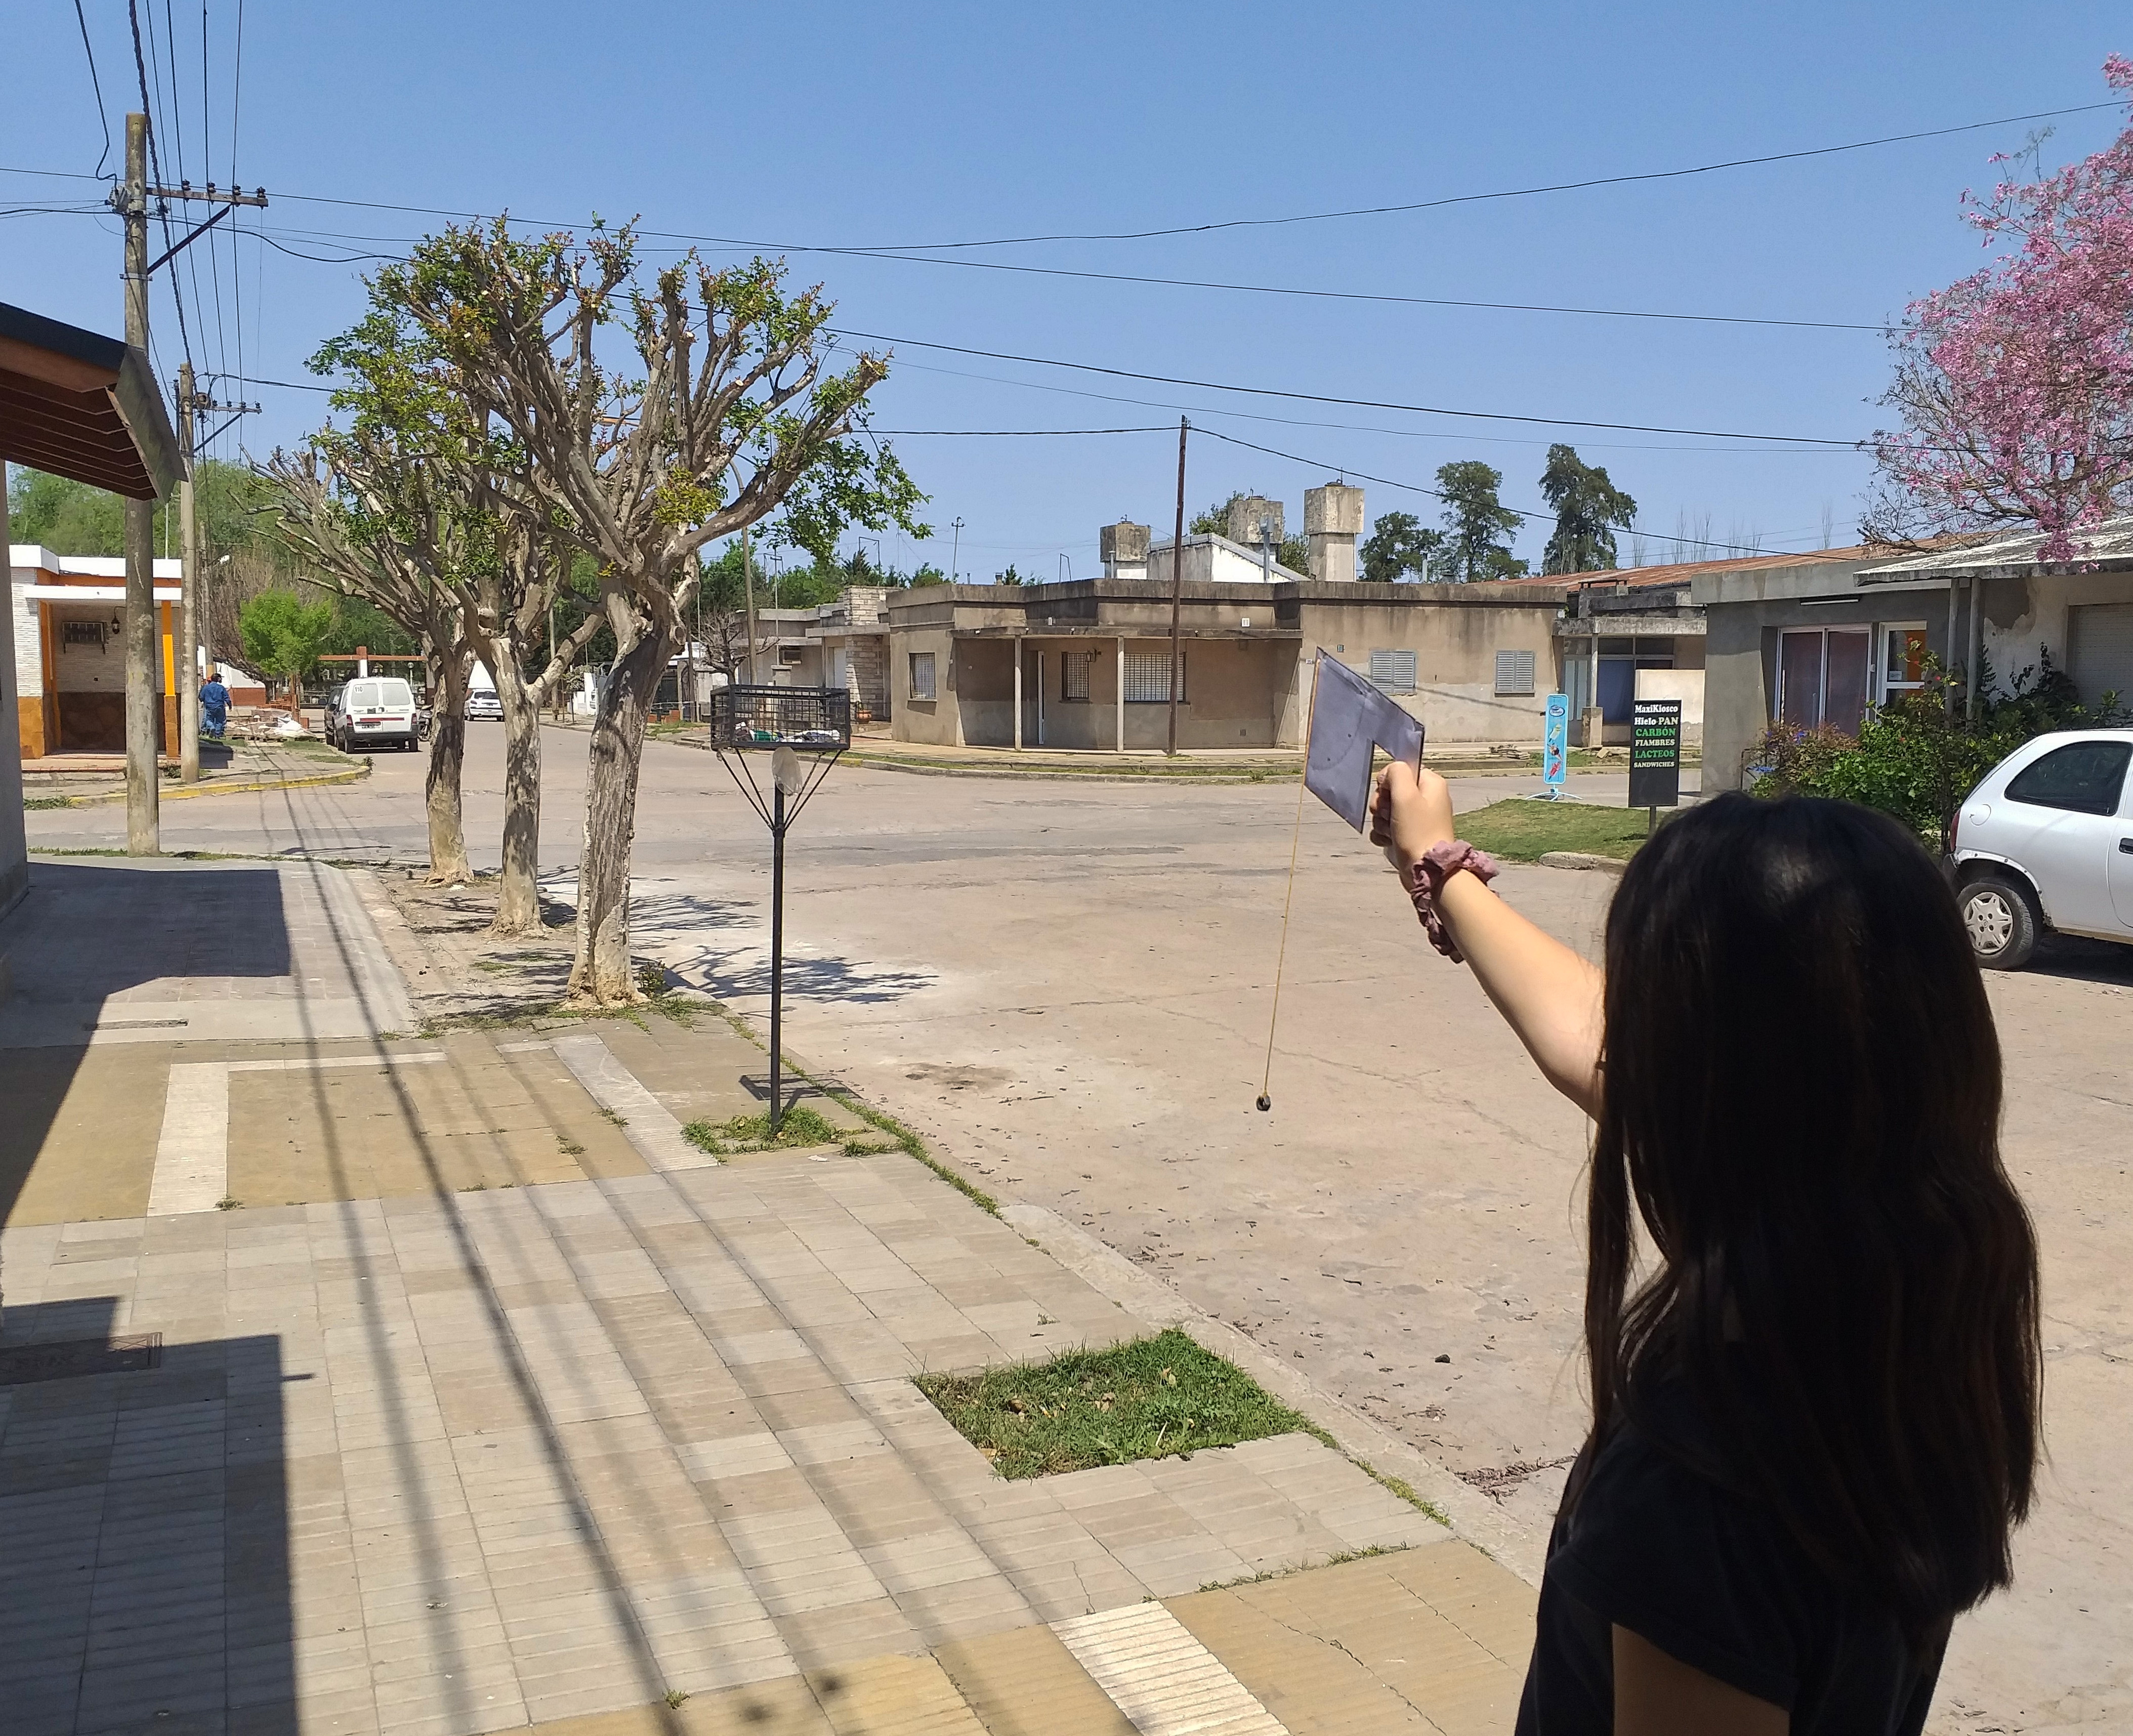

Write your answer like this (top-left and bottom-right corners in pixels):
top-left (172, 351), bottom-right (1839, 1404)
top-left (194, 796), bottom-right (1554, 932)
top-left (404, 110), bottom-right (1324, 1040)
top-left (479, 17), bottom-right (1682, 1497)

top-left (567, 619), bottom-right (669, 1005)
top-left (425, 644), bottom-right (474, 886)
top-left (490, 642), bottom-right (545, 937)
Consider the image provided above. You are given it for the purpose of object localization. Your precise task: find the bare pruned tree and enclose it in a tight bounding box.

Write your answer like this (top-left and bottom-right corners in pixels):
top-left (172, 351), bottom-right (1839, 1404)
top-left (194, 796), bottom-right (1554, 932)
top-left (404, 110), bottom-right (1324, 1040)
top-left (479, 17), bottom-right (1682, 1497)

top-left (391, 222), bottom-right (926, 1003)
top-left (266, 442), bottom-right (480, 885)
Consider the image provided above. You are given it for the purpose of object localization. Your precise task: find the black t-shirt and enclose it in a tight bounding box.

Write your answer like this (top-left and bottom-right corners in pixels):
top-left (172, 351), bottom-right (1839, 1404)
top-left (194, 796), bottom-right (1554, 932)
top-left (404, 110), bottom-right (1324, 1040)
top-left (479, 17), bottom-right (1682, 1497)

top-left (1516, 1385), bottom-right (1948, 1735)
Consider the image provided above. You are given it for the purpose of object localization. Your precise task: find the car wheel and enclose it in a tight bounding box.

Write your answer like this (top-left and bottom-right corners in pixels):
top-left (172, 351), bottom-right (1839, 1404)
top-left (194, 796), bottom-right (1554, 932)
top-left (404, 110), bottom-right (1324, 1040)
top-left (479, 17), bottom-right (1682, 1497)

top-left (1960, 875), bottom-right (2040, 970)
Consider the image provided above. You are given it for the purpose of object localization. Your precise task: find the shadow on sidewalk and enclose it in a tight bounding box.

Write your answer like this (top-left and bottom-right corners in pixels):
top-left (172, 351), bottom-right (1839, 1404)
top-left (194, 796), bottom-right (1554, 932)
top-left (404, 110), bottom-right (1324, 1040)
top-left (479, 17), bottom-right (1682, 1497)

top-left (0, 1295), bottom-right (292, 1734)
top-left (0, 859), bottom-right (292, 1233)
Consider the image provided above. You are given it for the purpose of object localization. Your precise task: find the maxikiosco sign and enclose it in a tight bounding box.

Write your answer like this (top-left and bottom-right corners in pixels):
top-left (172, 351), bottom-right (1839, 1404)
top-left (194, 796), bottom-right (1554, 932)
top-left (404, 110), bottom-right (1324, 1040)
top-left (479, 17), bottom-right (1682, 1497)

top-left (1628, 698), bottom-right (1683, 810)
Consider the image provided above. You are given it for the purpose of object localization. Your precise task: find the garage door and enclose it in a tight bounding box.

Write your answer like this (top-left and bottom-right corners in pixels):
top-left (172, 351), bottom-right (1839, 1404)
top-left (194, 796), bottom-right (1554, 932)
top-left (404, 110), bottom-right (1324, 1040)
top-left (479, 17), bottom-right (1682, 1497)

top-left (2068, 602), bottom-right (2133, 712)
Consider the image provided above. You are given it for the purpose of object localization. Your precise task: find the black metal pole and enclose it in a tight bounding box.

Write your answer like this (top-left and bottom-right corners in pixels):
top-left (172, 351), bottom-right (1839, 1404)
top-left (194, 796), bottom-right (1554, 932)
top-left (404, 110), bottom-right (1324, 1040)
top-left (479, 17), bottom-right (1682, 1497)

top-left (769, 783), bottom-right (786, 1133)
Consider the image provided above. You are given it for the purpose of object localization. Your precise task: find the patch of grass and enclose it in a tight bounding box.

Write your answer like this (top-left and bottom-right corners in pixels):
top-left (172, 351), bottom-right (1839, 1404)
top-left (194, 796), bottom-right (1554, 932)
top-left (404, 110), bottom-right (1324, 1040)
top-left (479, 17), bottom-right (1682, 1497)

top-left (216, 1196), bottom-right (240, 1211)
top-left (1355, 1459), bottom-right (1451, 1527)
top-left (701, 1001), bottom-right (1001, 1215)
top-left (1455, 796), bottom-right (1674, 863)
top-left (557, 1138), bottom-right (585, 1156)
top-left (636, 961), bottom-right (670, 997)
top-left (1198, 1542), bottom-right (1411, 1593)
top-left (22, 795), bottom-right (73, 810)
top-left (915, 1328), bottom-right (1311, 1478)
top-left (681, 1104), bottom-right (842, 1155)
top-left (663, 1689), bottom-right (690, 1709)
top-left (597, 1106), bottom-right (629, 1127)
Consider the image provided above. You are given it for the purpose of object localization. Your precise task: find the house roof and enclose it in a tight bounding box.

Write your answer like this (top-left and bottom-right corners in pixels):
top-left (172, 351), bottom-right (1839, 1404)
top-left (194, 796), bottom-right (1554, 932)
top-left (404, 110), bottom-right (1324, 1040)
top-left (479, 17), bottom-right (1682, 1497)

top-left (0, 301), bottom-right (182, 501)
top-left (1857, 517), bottom-right (2133, 579)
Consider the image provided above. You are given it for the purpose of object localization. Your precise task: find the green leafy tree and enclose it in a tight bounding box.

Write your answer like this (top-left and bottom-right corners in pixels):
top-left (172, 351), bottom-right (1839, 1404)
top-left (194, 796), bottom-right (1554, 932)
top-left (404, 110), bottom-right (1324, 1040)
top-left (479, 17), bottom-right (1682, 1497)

top-left (1359, 510), bottom-right (1443, 582)
top-left (238, 590), bottom-right (335, 701)
top-left (1539, 444), bottom-right (1638, 575)
top-left (994, 563), bottom-right (1025, 587)
top-left (1435, 462), bottom-right (1528, 581)
top-left (9, 458), bottom-right (274, 559)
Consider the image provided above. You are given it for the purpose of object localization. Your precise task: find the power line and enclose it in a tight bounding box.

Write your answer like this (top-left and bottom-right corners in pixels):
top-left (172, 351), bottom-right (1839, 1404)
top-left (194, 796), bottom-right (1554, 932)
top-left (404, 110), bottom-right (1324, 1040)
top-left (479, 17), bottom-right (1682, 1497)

top-left (681, 240), bottom-right (1885, 334)
top-left (1193, 426), bottom-right (1794, 559)
top-left (803, 100), bottom-right (2131, 251)
top-left (831, 328), bottom-right (1867, 446)
top-left (70, 0), bottom-right (113, 180)
top-left (127, 0), bottom-right (195, 375)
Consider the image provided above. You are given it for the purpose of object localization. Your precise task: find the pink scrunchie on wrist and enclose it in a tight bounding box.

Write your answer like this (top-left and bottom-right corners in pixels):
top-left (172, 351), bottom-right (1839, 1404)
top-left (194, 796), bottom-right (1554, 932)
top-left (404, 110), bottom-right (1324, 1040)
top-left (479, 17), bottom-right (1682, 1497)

top-left (1404, 838), bottom-right (1500, 962)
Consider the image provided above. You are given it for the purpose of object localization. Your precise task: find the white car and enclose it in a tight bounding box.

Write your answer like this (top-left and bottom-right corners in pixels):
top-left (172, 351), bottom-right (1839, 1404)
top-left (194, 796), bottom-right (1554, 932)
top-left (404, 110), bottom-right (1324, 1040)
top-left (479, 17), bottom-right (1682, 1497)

top-left (326, 676), bottom-right (420, 753)
top-left (1951, 729), bottom-right (2133, 969)
top-left (465, 689), bottom-right (503, 721)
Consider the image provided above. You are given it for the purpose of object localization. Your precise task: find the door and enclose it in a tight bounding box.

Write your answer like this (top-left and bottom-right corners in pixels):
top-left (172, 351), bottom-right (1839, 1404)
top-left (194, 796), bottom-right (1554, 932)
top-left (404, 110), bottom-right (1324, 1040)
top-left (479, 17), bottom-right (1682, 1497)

top-left (1779, 632), bottom-right (1823, 727)
top-left (1823, 631), bottom-right (1870, 733)
top-left (1997, 740), bottom-right (2132, 935)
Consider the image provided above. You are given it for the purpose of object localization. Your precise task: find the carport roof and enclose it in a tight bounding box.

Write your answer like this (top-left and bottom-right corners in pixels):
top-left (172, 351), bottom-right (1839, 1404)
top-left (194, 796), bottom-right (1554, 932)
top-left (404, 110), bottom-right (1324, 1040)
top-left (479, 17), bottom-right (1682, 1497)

top-left (0, 300), bottom-right (182, 501)
top-left (1857, 517), bottom-right (2133, 580)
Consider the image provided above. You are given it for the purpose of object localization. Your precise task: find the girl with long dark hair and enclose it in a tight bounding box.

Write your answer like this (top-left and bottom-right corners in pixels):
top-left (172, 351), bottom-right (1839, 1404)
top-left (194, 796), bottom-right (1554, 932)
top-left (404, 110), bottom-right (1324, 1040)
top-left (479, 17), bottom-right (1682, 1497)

top-left (1372, 768), bottom-right (2041, 1736)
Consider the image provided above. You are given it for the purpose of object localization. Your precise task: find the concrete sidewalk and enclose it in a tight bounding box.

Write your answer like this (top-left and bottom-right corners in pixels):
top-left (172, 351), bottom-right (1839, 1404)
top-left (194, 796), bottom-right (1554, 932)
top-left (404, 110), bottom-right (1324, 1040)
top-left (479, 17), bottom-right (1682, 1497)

top-left (0, 856), bottom-right (1537, 1734)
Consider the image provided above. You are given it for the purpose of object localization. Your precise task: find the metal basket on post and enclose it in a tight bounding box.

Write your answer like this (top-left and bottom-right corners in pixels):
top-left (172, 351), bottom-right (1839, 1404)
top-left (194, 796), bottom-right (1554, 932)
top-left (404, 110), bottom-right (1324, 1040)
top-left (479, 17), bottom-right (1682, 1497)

top-left (706, 685), bottom-right (852, 1132)
top-left (707, 684), bottom-right (852, 754)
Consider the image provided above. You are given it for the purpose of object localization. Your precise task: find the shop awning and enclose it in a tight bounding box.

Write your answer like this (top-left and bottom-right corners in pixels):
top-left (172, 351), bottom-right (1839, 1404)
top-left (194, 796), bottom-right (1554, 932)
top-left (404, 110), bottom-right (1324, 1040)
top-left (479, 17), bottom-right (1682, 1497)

top-left (0, 301), bottom-right (182, 501)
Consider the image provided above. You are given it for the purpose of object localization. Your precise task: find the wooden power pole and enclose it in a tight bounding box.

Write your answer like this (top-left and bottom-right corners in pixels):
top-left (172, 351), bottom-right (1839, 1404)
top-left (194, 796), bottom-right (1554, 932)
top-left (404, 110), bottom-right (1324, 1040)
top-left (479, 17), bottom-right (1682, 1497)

top-left (121, 113), bottom-right (160, 853)
top-left (1165, 418), bottom-right (1188, 756)
top-left (177, 362), bottom-right (200, 781)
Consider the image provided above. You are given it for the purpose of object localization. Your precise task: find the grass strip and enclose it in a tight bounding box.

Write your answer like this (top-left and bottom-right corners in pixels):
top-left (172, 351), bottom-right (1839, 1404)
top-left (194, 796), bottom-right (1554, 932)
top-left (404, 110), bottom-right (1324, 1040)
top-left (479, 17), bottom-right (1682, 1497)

top-left (702, 1001), bottom-right (1000, 1215)
top-left (915, 1327), bottom-right (1310, 1478)
top-left (680, 1104), bottom-right (843, 1156)
top-left (1455, 796), bottom-right (1670, 863)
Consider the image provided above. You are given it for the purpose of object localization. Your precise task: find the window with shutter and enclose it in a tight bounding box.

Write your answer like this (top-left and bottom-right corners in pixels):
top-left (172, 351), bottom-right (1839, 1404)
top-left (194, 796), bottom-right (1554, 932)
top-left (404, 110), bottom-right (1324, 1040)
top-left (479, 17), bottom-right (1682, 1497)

top-left (1123, 652), bottom-right (1182, 702)
top-left (1368, 649), bottom-right (1417, 693)
top-left (1495, 649), bottom-right (1536, 695)
top-left (1062, 651), bottom-right (1094, 701)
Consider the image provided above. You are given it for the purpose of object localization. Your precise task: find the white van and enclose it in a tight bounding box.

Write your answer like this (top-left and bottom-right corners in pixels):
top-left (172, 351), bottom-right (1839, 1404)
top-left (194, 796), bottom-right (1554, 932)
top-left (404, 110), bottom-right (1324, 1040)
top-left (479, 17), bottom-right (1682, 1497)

top-left (327, 677), bottom-right (420, 752)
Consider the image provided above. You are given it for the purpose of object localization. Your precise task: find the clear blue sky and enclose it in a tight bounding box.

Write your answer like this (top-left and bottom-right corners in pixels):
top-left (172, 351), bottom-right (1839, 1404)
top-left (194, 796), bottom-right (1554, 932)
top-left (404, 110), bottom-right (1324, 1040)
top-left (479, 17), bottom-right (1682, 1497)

top-left (4, 2), bottom-right (2126, 577)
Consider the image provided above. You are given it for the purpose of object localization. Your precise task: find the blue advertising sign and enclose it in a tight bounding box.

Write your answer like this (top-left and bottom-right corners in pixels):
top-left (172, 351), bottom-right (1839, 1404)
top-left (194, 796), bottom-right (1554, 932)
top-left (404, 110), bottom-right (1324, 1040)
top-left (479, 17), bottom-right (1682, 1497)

top-left (1543, 692), bottom-right (1569, 789)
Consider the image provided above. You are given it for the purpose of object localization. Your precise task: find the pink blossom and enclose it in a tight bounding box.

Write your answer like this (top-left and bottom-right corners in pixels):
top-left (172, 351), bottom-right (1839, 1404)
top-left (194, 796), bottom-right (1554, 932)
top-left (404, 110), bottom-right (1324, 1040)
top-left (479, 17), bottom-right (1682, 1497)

top-left (1873, 57), bottom-right (2133, 561)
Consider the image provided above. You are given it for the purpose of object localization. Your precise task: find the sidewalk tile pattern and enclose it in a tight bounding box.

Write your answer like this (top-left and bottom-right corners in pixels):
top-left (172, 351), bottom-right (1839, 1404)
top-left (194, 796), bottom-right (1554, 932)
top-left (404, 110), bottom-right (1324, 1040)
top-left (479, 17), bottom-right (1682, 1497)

top-left (0, 1142), bottom-right (1447, 1734)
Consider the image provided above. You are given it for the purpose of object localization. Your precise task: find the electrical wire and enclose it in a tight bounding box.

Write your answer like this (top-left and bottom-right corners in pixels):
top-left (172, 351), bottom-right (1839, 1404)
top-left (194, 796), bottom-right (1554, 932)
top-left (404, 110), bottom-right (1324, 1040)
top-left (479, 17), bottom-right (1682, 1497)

top-left (71, 0), bottom-right (114, 181)
top-left (831, 328), bottom-right (1866, 446)
top-left (1194, 425), bottom-right (1789, 558)
top-left (805, 100), bottom-right (2132, 251)
top-left (128, 0), bottom-right (195, 376)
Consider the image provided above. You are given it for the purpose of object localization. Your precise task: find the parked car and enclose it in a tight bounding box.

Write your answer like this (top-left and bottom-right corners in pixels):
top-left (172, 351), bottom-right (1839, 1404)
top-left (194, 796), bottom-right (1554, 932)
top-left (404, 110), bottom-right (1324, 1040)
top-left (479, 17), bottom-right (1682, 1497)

top-left (325, 676), bottom-right (421, 753)
top-left (1950, 729), bottom-right (2133, 969)
top-left (465, 688), bottom-right (503, 722)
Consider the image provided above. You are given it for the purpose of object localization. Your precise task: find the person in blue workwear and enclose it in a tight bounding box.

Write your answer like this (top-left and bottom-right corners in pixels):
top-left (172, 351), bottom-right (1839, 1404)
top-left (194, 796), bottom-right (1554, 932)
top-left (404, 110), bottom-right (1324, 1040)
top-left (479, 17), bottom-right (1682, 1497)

top-left (199, 668), bottom-right (230, 740)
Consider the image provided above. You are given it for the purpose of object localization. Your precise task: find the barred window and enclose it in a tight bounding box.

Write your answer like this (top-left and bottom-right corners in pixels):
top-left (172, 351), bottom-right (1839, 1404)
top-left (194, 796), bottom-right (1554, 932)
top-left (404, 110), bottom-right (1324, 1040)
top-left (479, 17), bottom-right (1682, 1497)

top-left (1368, 649), bottom-right (1417, 694)
top-left (1123, 652), bottom-right (1183, 703)
top-left (909, 651), bottom-right (936, 700)
top-left (1494, 649), bottom-right (1536, 696)
top-left (1062, 650), bottom-right (1095, 701)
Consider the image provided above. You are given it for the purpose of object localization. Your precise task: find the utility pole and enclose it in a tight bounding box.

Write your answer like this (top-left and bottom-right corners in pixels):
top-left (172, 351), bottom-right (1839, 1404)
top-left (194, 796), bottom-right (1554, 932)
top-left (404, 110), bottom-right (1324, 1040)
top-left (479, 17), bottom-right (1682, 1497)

top-left (1166, 417), bottom-right (1188, 756)
top-left (120, 114), bottom-right (159, 853)
top-left (111, 113), bottom-right (268, 840)
top-left (742, 526), bottom-right (759, 683)
top-left (950, 517), bottom-right (965, 582)
top-left (177, 362), bottom-right (200, 781)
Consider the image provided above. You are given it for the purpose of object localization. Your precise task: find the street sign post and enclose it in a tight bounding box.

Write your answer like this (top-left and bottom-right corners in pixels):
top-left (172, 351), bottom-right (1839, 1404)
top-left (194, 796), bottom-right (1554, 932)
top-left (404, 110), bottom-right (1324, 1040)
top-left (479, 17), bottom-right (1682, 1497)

top-left (1540, 692), bottom-right (1569, 799)
top-left (1629, 697), bottom-right (1683, 824)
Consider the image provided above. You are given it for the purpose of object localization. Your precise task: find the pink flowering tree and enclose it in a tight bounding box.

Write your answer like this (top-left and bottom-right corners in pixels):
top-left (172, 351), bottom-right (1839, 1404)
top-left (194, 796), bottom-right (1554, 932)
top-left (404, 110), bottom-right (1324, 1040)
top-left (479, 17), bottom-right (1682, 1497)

top-left (1869, 56), bottom-right (2133, 560)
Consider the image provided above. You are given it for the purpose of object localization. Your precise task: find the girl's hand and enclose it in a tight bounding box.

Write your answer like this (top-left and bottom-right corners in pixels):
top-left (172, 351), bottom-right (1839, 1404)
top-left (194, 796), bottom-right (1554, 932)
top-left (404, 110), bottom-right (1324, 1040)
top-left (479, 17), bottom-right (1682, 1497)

top-left (1371, 761), bottom-right (1456, 871)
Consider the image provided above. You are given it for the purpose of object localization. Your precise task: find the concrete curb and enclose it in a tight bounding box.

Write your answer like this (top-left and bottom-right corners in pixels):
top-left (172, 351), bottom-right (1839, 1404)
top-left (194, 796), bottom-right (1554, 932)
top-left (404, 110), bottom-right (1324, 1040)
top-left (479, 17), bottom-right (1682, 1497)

top-left (1536, 851), bottom-right (1627, 874)
top-left (999, 1198), bottom-right (1545, 1587)
top-left (65, 760), bottom-right (372, 806)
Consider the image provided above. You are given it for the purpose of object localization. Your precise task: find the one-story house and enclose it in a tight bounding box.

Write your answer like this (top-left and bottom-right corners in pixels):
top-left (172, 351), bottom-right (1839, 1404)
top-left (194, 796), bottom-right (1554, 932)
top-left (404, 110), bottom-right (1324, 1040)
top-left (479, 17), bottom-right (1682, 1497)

top-left (881, 486), bottom-right (1710, 753)
top-left (11, 546), bottom-right (186, 756)
top-left (1692, 527), bottom-right (2133, 790)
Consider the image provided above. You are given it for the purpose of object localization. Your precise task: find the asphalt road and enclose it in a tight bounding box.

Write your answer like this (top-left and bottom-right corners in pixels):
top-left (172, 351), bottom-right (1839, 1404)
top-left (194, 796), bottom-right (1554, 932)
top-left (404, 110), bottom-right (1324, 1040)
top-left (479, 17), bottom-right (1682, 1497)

top-left (29, 723), bottom-right (2133, 1731)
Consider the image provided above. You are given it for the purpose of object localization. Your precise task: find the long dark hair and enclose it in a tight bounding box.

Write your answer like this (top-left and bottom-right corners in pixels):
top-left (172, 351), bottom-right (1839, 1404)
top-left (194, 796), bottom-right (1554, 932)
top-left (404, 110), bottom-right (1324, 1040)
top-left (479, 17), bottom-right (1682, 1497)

top-left (1576, 793), bottom-right (2040, 1635)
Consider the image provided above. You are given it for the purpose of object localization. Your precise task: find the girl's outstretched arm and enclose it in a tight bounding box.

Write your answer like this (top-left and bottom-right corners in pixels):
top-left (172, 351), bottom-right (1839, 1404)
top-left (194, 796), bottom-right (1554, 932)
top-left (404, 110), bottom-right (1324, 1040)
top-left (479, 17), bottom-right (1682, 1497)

top-left (1372, 761), bottom-right (1605, 1118)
